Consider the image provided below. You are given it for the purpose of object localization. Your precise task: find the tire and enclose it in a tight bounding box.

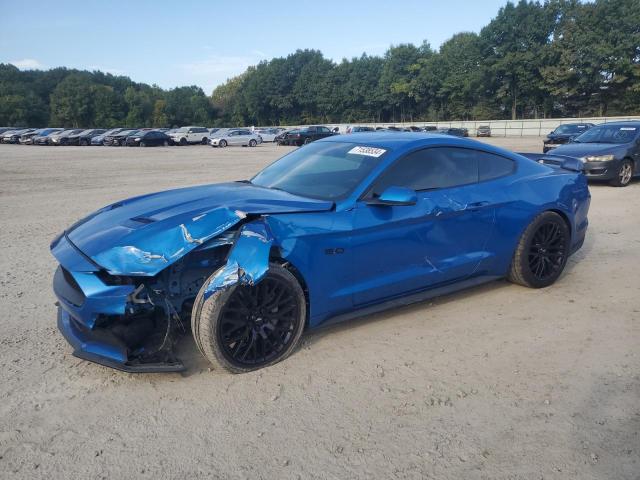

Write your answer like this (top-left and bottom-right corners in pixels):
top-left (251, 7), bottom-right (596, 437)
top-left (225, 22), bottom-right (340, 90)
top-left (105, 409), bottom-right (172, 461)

top-left (249, 139), bottom-right (257, 147)
top-left (201, 137), bottom-right (208, 145)
top-left (219, 139), bottom-right (227, 148)
top-left (191, 263), bottom-right (306, 373)
top-left (508, 211), bottom-right (570, 288)
top-left (80, 139), bottom-right (87, 146)
top-left (179, 137), bottom-right (187, 146)
top-left (163, 140), bottom-right (169, 147)
top-left (140, 141), bottom-right (146, 147)
top-left (609, 159), bottom-right (633, 187)
top-left (303, 138), bottom-right (312, 145)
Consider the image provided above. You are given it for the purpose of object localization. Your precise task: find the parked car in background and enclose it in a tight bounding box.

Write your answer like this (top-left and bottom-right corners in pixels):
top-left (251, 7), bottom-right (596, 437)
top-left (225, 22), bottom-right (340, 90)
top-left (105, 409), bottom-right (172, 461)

top-left (422, 126), bottom-right (437, 132)
top-left (48, 129), bottom-right (84, 145)
top-left (210, 129), bottom-right (261, 148)
top-left (255, 128), bottom-right (285, 142)
top-left (91, 128), bottom-right (124, 145)
top-left (33, 128), bottom-right (64, 145)
top-left (0, 127), bottom-right (20, 136)
top-left (169, 126), bottom-right (210, 145)
top-left (104, 129), bottom-right (139, 146)
top-left (543, 123), bottom-right (594, 153)
top-left (66, 129), bottom-right (106, 146)
top-left (278, 125), bottom-right (335, 146)
top-left (19, 128), bottom-right (48, 144)
top-left (437, 127), bottom-right (467, 137)
top-left (126, 130), bottom-right (172, 147)
top-left (30, 128), bottom-right (63, 145)
top-left (347, 126), bottom-right (375, 133)
top-left (2, 128), bottom-right (35, 144)
top-left (476, 125), bottom-right (491, 137)
top-left (544, 121), bottom-right (640, 187)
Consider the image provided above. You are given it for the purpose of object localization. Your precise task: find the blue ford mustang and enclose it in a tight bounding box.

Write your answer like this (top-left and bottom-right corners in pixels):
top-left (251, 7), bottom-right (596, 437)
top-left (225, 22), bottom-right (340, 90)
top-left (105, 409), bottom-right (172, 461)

top-left (51, 133), bottom-right (590, 373)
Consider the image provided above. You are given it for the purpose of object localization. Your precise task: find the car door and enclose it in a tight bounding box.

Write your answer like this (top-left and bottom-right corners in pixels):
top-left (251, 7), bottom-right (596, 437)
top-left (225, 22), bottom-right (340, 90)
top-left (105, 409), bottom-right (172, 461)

top-left (226, 131), bottom-right (239, 145)
top-left (351, 147), bottom-right (498, 306)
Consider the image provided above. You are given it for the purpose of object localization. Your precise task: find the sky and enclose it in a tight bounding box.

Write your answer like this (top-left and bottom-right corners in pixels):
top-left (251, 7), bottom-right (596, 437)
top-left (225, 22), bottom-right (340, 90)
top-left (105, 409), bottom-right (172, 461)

top-left (0, 0), bottom-right (511, 94)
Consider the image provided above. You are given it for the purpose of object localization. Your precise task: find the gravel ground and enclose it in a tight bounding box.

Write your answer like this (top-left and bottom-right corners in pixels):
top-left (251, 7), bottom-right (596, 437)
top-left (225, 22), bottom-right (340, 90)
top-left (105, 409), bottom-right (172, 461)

top-left (0, 138), bottom-right (638, 479)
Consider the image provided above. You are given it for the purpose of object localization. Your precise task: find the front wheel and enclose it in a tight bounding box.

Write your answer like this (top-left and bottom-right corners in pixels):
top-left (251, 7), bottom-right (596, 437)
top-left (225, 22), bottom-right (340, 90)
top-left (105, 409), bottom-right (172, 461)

top-left (249, 139), bottom-right (257, 147)
top-left (140, 141), bottom-right (146, 147)
top-left (303, 138), bottom-right (312, 145)
top-left (191, 263), bottom-right (306, 373)
top-left (179, 137), bottom-right (187, 146)
top-left (219, 139), bottom-right (227, 148)
top-left (508, 211), bottom-right (570, 288)
top-left (163, 140), bottom-right (169, 147)
top-left (201, 137), bottom-right (208, 145)
top-left (609, 159), bottom-right (633, 187)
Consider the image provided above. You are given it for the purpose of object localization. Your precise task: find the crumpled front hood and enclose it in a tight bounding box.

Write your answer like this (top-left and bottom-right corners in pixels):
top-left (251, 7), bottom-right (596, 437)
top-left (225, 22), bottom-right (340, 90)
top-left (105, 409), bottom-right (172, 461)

top-left (65, 182), bottom-right (333, 276)
top-left (550, 143), bottom-right (626, 158)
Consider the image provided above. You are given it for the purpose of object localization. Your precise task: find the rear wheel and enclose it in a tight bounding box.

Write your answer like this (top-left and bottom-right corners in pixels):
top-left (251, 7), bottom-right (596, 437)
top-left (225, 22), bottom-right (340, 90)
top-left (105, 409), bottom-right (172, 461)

top-left (201, 137), bottom-right (208, 145)
top-left (191, 263), bottom-right (306, 373)
top-left (508, 211), bottom-right (570, 288)
top-left (303, 138), bottom-right (312, 145)
top-left (609, 159), bottom-right (633, 187)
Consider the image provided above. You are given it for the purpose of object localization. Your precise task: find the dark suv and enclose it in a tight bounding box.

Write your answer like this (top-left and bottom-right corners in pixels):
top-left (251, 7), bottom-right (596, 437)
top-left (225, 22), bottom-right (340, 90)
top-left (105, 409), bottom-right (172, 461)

top-left (278, 126), bottom-right (335, 146)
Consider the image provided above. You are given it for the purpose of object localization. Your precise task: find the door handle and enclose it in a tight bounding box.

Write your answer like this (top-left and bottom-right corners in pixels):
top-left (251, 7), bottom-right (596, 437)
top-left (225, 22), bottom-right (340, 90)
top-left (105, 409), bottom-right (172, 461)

top-left (468, 201), bottom-right (490, 211)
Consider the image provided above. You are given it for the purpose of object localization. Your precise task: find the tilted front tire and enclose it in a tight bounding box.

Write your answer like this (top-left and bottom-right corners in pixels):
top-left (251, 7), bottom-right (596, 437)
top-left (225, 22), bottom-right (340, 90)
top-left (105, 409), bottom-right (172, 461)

top-left (508, 211), bottom-right (570, 288)
top-left (191, 263), bottom-right (306, 373)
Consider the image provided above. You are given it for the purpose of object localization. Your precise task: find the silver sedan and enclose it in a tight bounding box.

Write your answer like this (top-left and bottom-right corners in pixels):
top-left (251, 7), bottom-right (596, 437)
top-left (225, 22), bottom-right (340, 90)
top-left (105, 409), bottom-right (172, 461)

top-left (210, 129), bottom-right (261, 148)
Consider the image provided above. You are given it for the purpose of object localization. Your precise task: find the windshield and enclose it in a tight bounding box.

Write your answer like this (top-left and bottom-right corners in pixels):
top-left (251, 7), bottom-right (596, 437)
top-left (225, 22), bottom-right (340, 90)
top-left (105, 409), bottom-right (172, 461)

top-left (554, 124), bottom-right (589, 134)
top-left (175, 127), bottom-right (189, 133)
top-left (574, 124), bottom-right (638, 144)
top-left (251, 141), bottom-right (388, 200)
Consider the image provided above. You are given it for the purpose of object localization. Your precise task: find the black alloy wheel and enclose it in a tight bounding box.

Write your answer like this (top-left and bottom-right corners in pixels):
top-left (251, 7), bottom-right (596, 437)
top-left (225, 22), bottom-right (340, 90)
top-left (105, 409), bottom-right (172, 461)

top-left (508, 211), bottom-right (570, 288)
top-left (527, 221), bottom-right (567, 282)
top-left (217, 277), bottom-right (301, 368)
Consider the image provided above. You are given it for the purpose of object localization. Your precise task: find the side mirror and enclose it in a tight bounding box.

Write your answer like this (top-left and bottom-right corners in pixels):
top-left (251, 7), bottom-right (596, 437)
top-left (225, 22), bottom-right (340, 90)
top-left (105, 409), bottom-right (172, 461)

top-left (367, 186), bottom-right (417, 206)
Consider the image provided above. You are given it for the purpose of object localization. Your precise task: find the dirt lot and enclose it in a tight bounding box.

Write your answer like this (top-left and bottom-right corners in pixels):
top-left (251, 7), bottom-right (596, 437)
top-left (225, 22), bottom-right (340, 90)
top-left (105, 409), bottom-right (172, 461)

top-left (0, 138), bottom-right (638, 479)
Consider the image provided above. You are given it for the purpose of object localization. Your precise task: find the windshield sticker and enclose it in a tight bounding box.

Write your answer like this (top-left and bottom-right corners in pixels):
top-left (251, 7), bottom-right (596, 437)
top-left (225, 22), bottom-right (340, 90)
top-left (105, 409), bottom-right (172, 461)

top-left (620, 127), bottom-right (637, 131)
top-left (348, 146), bottom-right (387, 157)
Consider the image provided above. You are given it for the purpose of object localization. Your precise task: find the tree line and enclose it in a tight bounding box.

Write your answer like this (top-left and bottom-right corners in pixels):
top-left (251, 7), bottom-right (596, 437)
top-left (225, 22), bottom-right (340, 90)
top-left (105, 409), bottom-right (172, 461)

top-left (1, 0), bottom-right (638, 129)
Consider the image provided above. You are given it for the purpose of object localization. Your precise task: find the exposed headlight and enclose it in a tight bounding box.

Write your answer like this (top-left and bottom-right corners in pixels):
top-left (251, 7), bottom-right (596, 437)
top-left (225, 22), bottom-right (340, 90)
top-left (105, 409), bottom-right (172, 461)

top-left (134, 137), bottom-right (141, 141)
top-left (583, 154), bottom-right (615, 162)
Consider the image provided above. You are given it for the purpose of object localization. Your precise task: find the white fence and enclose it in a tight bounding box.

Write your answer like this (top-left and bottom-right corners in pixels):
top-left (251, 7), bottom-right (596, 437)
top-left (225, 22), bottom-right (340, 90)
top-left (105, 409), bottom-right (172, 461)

top-left (320, 115), bottom-right (640, 137)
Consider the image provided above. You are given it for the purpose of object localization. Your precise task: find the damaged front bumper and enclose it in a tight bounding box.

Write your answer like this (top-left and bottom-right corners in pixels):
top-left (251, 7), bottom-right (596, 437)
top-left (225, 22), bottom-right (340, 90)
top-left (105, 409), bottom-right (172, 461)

top-left (52, 234), bottom-right (186, 373)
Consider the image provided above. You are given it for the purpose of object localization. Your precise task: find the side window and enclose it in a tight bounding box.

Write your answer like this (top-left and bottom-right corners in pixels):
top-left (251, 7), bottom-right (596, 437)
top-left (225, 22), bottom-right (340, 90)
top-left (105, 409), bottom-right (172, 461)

top-left (371, 147), bottom-right (479, 194)
top-left (478, 151), bottom-right (515, 181)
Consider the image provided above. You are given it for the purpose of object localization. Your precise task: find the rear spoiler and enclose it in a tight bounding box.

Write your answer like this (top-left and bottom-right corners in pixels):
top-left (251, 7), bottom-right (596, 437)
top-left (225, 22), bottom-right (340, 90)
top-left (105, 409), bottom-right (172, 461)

top-left (519, 153), bottom-right (584, 172)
